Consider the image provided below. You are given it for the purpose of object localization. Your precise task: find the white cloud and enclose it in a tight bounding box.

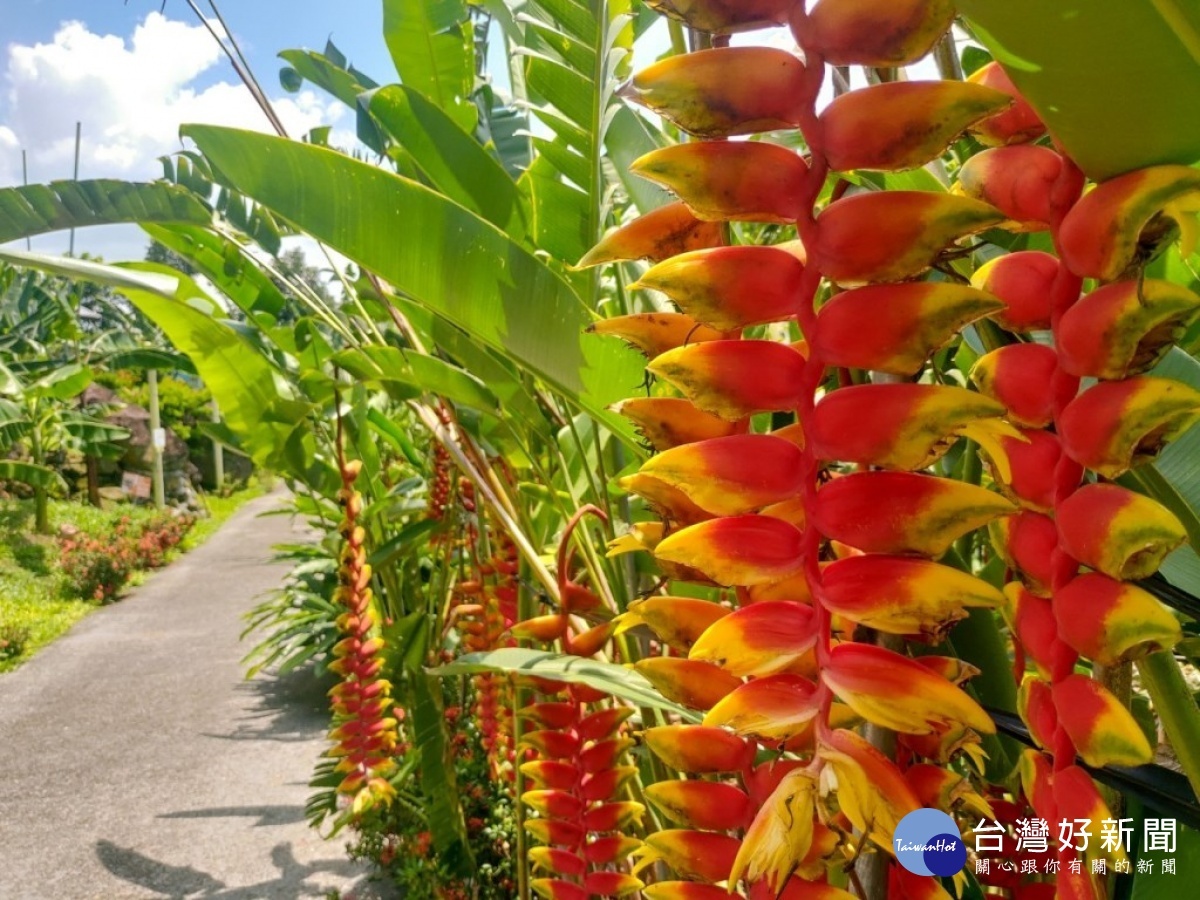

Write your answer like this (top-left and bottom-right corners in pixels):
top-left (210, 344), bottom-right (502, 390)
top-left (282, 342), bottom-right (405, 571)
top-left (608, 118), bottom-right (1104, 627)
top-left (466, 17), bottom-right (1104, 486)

top-left (0, 12), bottom-right (346, 259)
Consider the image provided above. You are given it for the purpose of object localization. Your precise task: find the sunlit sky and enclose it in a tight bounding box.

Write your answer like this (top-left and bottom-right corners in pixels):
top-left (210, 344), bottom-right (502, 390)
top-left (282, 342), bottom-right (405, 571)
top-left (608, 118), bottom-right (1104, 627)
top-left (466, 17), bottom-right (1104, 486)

top-left (0, 1), bottom-right (408, 261)
top-left (0, 2), bottom-right (902, 264)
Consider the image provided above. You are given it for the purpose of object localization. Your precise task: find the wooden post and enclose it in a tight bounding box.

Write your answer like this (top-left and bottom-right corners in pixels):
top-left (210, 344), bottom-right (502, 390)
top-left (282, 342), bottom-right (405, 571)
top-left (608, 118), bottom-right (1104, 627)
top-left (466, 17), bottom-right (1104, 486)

top-left (148, 370), bottom-right (165, 509)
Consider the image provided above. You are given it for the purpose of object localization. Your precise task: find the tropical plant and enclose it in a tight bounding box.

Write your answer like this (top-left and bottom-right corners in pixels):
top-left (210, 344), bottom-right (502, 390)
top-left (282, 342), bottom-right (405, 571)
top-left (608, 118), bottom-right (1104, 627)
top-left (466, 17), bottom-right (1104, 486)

top-left (1, 2), bottom-right (1200, 899)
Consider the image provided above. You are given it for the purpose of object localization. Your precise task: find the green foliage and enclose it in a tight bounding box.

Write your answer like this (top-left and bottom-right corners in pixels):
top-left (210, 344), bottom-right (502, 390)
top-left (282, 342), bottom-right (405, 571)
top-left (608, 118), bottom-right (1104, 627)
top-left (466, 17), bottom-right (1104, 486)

top-left (122, 375), bottom-right (211, 444)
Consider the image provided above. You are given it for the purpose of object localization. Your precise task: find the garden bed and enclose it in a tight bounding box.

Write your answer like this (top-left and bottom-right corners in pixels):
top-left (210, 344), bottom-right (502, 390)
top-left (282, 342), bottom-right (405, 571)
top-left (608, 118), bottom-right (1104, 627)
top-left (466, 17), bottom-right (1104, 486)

top-left (0, 484), bottom-right (262, 672)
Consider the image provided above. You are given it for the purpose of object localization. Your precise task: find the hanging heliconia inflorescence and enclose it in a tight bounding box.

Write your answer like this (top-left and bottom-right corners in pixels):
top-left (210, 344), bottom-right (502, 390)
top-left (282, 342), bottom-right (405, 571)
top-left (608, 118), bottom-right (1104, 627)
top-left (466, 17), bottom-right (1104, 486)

top-left (327, 454), bottom-right (400, 821)
top-left (512, 507), bottom-right (645, 899)
top-left (577, 1), bottom-right (1200, 899)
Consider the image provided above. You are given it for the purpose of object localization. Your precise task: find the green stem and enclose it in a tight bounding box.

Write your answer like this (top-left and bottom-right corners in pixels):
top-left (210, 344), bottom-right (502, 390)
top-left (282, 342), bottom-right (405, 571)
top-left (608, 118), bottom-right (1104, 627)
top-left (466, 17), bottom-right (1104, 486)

top-left (1137, 650), bottom-right (1200, 800)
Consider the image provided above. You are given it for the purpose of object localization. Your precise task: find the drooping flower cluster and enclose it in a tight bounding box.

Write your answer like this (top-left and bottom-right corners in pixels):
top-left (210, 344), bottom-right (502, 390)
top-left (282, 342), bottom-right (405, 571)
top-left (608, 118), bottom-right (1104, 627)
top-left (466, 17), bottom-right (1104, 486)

top-left (955, 70), bottom-right (1198, 900)
top-left (580, 1), bottom-right (1198, 898)
top-left (328, 456), bottom-right (399, 818)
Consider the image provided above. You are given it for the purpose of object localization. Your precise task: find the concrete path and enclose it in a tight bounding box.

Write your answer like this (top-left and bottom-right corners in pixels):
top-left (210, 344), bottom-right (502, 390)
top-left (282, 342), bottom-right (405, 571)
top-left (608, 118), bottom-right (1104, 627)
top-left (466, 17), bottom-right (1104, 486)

top-left (0, 490), bottom-right (377, 900)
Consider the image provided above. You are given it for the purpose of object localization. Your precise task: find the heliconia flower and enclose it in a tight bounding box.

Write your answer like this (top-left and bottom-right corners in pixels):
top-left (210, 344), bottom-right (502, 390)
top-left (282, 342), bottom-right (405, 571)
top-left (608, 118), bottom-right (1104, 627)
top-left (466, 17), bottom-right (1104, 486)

top-left (576, 200), bottom-right (724, 269)
top-left (643, 0), bottom-right (796, 35)
top-left (813, 472), bottom-right (1016, 557)
top-left (1017, 676), bottom-right (1058, 750)
top-left (1054, 572), bottom-right (1181, 665)
top-left (689, 600), bottom-right (817, 677)
top-left (966, 62), bottom-right (1047, 146)
top-left (955, 145), bottom-right (1063, 230)
top-left (630, 141), bottom-right (810, 223)
top-left (614, 596), bottom-right (729, 652)
top-left (1058, 280), bottom-right (1200, 379)
top-left (970, 250), bottom-right (1057, 332)
top-left (644, 724), bottom-right (755, 773)
top-left (729, 768), bottom-right (818, 892)
top-left (612, 397), bottom-right (739, 452)
top-left (750, 881), bottom-right (857, 900)
top-left (812, 282), bottom-right (1003, 376)
top-left (579, 737), bottom-right (635, 773)
top-left (606, 522), bottom-right (665, 557)
top-left (970, 343), bottom-right (1059, 428)
top-left (1056, 483), bottom-right (1187, 581)
top-left (641, 883), bottom-right (734, 900)
top-left (571, 621), bottom-right (618, 657)
top-left (810, 383), bottom-right (1018, 476)
top-left (522, 702), bottom-right (582, 730)
top-left (618, 473), bottom-right (714, 527)
top-left (822, 80), bottom-right (1011, 173)
top-left (531, 878), bottom-right (587, 900)
top-left (821, 555), bottom-right (1004, 638)
top-left (656, 515), bottom-right (805, 587)
top-left (905, 763), bottom-right (994, 819)
top-left (588, 312), bottom-right (723, 359)
top-left (1053, 674), bottom-right (1155, 767)
top-left (818, 728), bottom-right (922, 852)
top-left (916, 656), bottom-right (981, 685)
top-left (528, 847), bottom-right (588, 877)
top-left (522, 760), bottom-right (581, 790)
top-left (900, 722), bottom-right (988, 771)
top-left (1055, 868), bottom-right (1103, 900)
top-left (1017, 749), bottom-right (1054, 819)
top-left (988, 511), bottom-right (1056, 596)
top-left (526, 818), bottom-right (586, 847)
top-left (632, 245), bottom-right (805, 331)
top-left (637, 434), bottom-right (805, 516)
top-left (990, 428), bottom-right (1060, 512)
top-left (1058, 376), bottom-right (1200, 477)
top-left (583, 801), bottom-right (646, 832)
top-left (582, 871), bottom-right (645, 897)
top-left (633, 657), bottom-right (742, 710)
top-left (631, 830), bottom-right (741, 882)
top-left (1058, 164), bottom-right (1200, 281)
top-left (648, 340), bottom-right (807, 420)
top-left (510, 614), bottom-right (570, 642)
top-left (822, 643), bottom-right (995, 736)
top-left (1003, 584), bottom-right (1058, 678)
top-left (704, 674), bottom-right (821, 743)
top-left (523, 789), bottom-right (586, 819)
top-left (585, 835), bottom-right (642, 866)
top-left (746, 571), bottom-right (813, 605)
top-left (798, 0), bottom-right (955, 67)
top-left (623, 47), bottom-right (807, 138)
top-left (1054, 765), bottom-right (1130, 865)
top-left (580, 766), bottom-right (638, 803)
top-left (759, 495), bottom-right (808, 530)
top-left (522, 729), bottom-right (582, 760)
top-left (810, 191), bottom-right (1005, 286)
top-left (644, 780), bottom-right (755, 831)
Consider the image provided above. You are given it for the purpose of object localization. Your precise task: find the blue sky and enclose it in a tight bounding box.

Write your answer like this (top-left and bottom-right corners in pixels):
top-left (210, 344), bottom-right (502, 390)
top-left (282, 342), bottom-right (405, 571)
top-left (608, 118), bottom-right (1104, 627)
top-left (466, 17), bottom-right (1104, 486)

top-left (0, 1), bottom-right (404, 261)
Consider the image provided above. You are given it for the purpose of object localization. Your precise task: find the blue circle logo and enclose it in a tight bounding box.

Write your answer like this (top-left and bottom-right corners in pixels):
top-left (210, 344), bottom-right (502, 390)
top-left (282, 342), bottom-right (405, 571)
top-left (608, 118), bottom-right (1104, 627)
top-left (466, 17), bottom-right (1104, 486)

top-left (893, 808), bottom-right (967, 877)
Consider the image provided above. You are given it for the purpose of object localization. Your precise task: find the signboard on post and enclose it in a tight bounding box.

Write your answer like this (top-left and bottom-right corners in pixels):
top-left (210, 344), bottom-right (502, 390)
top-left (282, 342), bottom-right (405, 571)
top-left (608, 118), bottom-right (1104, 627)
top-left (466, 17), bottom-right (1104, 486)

top-left (121, 471), bottom-right (152, 500)
top-left (152, 428), bottom-right (166, 451)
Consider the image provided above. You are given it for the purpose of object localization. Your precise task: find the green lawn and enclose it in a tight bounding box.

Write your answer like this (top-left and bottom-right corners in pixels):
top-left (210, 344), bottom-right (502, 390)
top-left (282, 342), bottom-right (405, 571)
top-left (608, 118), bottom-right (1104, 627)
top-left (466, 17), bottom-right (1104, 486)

top-left (0, 483), bottom-right (263, 673)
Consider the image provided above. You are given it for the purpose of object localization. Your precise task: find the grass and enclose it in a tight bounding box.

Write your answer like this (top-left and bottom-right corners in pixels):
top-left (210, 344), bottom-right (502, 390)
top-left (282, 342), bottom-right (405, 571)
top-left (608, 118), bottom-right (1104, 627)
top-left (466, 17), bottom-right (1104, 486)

top-left (0, 481), bottom-right (263, 673)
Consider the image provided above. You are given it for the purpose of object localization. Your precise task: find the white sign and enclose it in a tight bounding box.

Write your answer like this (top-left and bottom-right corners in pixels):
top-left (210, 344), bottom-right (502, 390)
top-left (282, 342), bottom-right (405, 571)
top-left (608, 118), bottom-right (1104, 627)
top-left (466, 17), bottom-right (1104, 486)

top-left (152, 427), bottom-right (166, 450)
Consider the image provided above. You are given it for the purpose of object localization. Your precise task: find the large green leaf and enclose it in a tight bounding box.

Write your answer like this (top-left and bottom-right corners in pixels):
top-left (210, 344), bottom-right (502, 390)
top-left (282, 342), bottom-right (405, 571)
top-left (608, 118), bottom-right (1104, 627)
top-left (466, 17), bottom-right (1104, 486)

top-left (958, 1), bottom-right (1200, 179)
top-left (0, 180), bottom-right (210, 245)
top-left (366, 85), bottom-right (527, 237)
top-left (182, 125), bottom-right (645, 441)
top-left (432, 648), bottom-right (699, 720)
top-left (382, 0), bottom-right (476, 131)
top-left (0, 460), bottom-right (67, 493)
top-left (0, 248), bottom-right (310, 467)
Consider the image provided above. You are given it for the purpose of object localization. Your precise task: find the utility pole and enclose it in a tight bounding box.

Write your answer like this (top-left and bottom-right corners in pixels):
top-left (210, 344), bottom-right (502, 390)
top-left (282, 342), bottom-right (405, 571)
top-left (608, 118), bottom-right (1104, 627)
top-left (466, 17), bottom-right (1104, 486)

top-left (68, 122), bottom-right (81, 256)
top-left (148, 369), bottom-right (165, 509)
top-left (211, 398), bottom-right (224, 490)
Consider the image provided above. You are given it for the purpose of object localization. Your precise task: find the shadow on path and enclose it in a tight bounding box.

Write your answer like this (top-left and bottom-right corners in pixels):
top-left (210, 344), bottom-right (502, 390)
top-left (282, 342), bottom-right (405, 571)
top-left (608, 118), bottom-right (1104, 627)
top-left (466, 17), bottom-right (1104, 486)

top-left (96, 838), bottom-right (365, 899)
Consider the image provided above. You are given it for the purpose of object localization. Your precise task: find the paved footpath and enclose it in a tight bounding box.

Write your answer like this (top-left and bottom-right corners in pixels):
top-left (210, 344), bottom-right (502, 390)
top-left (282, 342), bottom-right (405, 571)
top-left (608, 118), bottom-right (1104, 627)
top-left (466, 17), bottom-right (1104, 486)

top-left (0, 490), bottom-right (382, 900)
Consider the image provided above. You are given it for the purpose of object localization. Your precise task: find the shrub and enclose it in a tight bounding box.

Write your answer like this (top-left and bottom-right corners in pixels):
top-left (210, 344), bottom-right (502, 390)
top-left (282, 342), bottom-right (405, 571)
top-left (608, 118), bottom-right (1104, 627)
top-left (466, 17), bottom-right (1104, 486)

top-left (0, 623), bottom-right (31, 659)
top-left (59, 532), bottom-right (136, 603)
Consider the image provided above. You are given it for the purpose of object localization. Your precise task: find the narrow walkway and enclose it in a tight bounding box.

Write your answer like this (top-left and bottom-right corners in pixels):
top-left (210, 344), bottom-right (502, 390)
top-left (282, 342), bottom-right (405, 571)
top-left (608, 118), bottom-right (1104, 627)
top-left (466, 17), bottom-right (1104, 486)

top-left (0, 491), bottom-right (373, 899)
